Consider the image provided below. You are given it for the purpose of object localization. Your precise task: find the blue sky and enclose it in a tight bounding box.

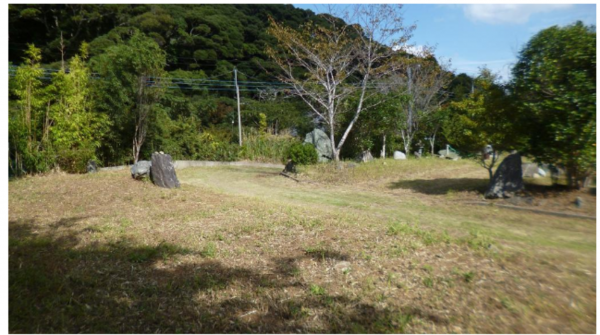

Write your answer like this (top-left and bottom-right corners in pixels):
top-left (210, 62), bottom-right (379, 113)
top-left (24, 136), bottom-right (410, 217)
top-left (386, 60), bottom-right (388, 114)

top-left (293, 4), bottom-right (596, 81)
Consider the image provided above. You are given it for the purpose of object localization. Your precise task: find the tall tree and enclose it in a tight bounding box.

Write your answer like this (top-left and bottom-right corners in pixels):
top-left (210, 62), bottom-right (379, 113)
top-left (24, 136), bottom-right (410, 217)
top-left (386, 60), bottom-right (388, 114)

top-left (92, 31), bottom-right (167, 164)
top-left (47, 43), bottom-right (111, 172)
top-left (443, 68), bottom-right (520, 182)
top-left (512, 21), bottom-right (596, 188)
top-left (392, 48), bottom-right (451, 156)
top-left (9, 44), bottom-right (51, 175)
top-left (267, 4), bottom-right (415, 161)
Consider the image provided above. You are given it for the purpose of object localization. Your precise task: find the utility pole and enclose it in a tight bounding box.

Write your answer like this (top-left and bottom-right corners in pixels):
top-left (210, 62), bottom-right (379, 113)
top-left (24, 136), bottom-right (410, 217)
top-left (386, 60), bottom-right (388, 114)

top-left (234, 68), bottom-right (242, 146)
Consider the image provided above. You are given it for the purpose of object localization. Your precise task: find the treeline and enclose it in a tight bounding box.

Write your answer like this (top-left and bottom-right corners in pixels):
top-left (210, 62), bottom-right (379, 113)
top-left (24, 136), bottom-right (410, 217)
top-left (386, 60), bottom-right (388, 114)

top-left (8, 5), bottom-right (596, 188)
top-left (9, 4), bottom-right (325, 173)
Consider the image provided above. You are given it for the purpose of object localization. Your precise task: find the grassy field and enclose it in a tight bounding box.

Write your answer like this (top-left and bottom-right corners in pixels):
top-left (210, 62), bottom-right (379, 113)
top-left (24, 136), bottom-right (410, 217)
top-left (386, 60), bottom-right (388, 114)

top-left (9, 158), bottom-right (596, 333)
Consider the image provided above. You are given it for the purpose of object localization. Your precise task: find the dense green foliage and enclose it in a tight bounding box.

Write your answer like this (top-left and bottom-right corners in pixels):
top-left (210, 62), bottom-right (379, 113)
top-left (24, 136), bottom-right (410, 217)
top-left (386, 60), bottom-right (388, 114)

top-left (443, 68), bottom-right (521, 153)
top-left (512, 22), bottom-right (596, 187)
top-left (286, 143), bottom-right (318, 165)
top-left (240, 129), bottom-right (299, 163)
top-left (443, 68), bottom-right (524, 180)
top-left (9, 4), bottom-right (323, 78)
top-left (91, 31), bottom-right (167, 164)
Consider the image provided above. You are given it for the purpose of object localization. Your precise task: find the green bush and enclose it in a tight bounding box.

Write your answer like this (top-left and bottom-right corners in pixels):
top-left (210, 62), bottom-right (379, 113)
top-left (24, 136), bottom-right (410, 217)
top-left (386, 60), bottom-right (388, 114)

top-left (55, 146), bottom-right (97, 173)
top-left (287, 143), bottom-right (318, 165)
top-left (240, 128), bottom-right (298, 163)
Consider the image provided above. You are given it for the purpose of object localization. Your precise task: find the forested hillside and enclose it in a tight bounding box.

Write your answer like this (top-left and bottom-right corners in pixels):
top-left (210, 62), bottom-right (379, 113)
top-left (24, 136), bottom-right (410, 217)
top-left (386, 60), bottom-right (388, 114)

top-left (9, 4), bottom-right (322, 78)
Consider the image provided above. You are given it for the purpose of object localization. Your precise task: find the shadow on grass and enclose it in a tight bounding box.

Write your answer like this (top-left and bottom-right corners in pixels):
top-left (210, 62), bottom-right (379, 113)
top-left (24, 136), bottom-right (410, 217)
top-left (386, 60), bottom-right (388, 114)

top-left (388, 178), bottom-right (488, 195)
top-left (9, 218), bottom-right (444, 333)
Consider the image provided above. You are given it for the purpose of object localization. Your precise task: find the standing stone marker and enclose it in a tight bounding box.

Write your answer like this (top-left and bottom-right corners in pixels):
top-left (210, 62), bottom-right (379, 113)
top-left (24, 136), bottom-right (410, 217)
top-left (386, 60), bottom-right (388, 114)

top-left (357, 150), bottom-right (374, 163)
top-left (304, 128), bottom-right (333, 162)
top-left (86, 160), bottom-right (98, 173)
top-left (485, 153), bottom-right (524, 199)
top-left (151, 153), bottom-right (180, 188)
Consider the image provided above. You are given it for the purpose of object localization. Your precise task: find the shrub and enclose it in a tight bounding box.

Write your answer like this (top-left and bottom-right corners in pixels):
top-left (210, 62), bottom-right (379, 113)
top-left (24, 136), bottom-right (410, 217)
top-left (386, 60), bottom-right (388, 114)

top-left (240, 128), bottom-right (298, 163)
top-left (55, 146), bottom-right (97, 173)
top-left (287, 143), bottom-right (318, 165)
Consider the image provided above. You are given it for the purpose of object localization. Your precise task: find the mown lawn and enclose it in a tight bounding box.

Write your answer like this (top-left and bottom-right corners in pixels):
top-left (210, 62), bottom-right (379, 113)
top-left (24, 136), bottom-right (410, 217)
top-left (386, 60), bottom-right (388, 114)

top-left (9, 158), bottom-right (596, 333)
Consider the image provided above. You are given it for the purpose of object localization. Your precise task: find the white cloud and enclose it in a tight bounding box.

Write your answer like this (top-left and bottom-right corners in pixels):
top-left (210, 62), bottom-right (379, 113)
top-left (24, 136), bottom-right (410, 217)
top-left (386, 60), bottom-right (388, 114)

top-left (451, 58), bottom-right (517, 83)
top-left (463, 4), bottom-right (573, 25)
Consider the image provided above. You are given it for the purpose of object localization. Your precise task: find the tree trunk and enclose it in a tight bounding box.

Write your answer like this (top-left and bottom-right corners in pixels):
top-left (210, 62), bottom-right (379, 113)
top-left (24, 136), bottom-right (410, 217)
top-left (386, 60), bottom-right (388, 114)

top-left (329, 114), bottom-right (338, 162)
top-left (566, 165), bottom-right (581, 189)
top-left (401, 130), bottom-right (412, 157)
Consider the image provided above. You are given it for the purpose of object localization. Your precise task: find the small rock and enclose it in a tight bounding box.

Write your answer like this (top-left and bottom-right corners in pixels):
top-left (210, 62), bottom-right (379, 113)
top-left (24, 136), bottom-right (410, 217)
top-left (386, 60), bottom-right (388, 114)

top-left (334, 261), bottom-right (351, 272)
top-left (438, 149), bottom-right (460, 160)
top-left (159, 151), bottom-right (164, 154)
top-left (283, 159), bottom-right (296, 174)
top-left (356, 150), bottom-right (374, 163)
top-left (575, 197), bottom-right (584, 208)
top-left (130, 160), bottom-right (152, 180)
top-left (487, 244), bottom-right (500, 253)
top-left (537, 168), bottom-right (546, 177)
top-left (393, 151), bottom-right (406, 160)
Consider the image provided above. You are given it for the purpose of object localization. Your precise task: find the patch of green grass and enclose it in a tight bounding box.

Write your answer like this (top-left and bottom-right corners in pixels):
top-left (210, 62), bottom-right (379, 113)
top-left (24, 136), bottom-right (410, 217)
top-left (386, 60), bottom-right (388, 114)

top-left (462, 229), bottom-right (493, 250)
top-left (423, 277), bottom-right (434, 288)
top-left (309, 284), bottom-right (326, 296)
top-left (387, 221), bottom-right (439, 246)
top-left (127, 242), bottom-right (191, 263)
top-left (304, 243), bottom-right (345, 261)
top-left (200, 242), bottom-right (217, 258)
top-left (387, 221), bottom-right (413, 236)
top-left (286, 300), bottom-right (308, 319)
top-left (362, 310), bottom-right (414, 333)
top-left (463, 271), bottom-right (475, 283)
top-left (193, 273), bottom-right (227, 291)
top-left (389, 245), bottom-right (407, 257)
top-left (500, 295), bottom-right (518, 313)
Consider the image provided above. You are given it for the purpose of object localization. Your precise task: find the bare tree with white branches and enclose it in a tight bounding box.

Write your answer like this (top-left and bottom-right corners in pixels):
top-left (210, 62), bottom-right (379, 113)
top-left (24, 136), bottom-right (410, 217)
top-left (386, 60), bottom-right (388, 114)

top-left (267, 4), bottom-right (416, 161)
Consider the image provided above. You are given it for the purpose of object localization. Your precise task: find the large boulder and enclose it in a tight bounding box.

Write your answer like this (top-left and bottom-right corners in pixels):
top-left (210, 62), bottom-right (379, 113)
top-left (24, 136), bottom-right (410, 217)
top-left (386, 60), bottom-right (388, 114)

top-left (131, 160), bottom-right (152, 180)
top-left (357, 150), bottom-right (374, 163)
top-left (304, 128), bottom-right (333, 162)
top-left (151, 153), bottom-right (180, 188)
top-left (485, 153), bottom-right (524, 199)
top-left (393, 151), bottom-right (406, 160)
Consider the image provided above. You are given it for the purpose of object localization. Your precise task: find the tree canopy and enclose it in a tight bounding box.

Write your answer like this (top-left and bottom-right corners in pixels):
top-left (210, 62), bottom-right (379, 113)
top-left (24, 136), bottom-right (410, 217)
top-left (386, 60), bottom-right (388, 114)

top-left (512, 21), bottom-right (596, 188)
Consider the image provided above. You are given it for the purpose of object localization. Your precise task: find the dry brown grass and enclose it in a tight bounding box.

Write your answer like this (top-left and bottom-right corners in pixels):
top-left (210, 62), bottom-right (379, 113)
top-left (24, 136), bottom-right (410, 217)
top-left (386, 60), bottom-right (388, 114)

top-left (9, 160), bottom-right (596, 333)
